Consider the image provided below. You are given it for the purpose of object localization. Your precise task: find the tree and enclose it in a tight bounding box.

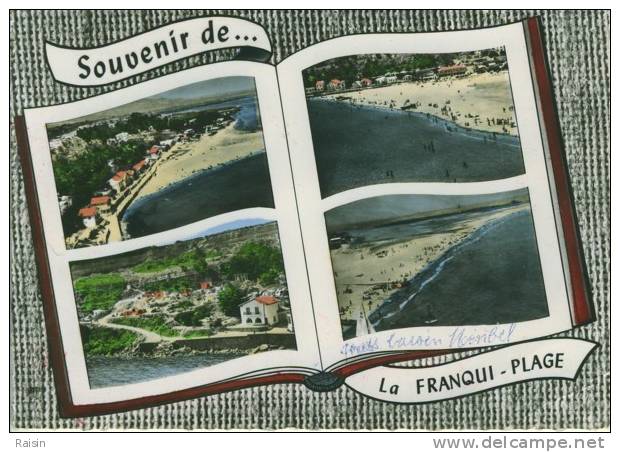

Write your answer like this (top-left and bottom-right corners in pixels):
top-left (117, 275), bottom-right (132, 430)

top-left (217, 283), bottom-right (246, 317)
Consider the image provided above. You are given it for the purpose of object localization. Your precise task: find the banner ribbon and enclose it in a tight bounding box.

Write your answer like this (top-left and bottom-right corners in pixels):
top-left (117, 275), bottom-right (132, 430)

top-left (45, 16), bottom-right (272, 86)
top-left (345, 338), bottom-right (597, 403)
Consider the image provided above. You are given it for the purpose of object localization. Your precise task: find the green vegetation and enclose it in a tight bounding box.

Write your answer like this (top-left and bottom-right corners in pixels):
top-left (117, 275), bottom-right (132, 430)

top-left (80, 325), bottom-right (139, 356)
top-left (221, 241), bottom-right (284, 285)
top-left (132, 248), bottom-right (220, 274)
top-left (218, 283), bottom-right (247, 317)
top-left (111, 315), bottom-right (180, 337)
top-left (174, 304), bottom-right (214, 327)
top-left (74, 273), bottom-right (125, 314)
top-left (142, 276), bottom-right (195, 293)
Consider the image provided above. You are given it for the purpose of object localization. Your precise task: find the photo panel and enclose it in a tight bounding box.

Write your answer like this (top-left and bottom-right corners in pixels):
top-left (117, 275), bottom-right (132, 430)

top-left (68, 218), bottom-right (296, 389)
top-left (324, 189), bottom-right (549, 340)
top-left (302, 48), bottom-right (524, 198)
top-left (46, 76), bottom-right (273, 249)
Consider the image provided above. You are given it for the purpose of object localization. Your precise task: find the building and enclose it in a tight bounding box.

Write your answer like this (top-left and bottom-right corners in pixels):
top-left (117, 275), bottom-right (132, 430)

top-left (115, 132), bottom-right (130, 143)
top-left (147, 147), bottom-right (161, 161)
top-left (240, 295), bottom-right (279, 326)
top-left (200, 281), bottom-right (212, 290)
top-left (415, 68), bottom-right (436, 81)
top-left (58, 195), bottom-right (72, 215)
top-left (89, 195), bottom-right (111, 212)
top-left (386, 75), bottom-right (398, 84)
top-left (78, 206), bottom-right (97, 228)
top-left (315, 80), bottom-right (325, 91)
top-left (361, 78), bottom-right (373, 87)
top-left (108, 170), bottom-right (129, 192)
top-left (49, 139), bottom-right (63, 152)
top-left (374, 76), bottom-right (387, 85)
top-left (132, 159), bottom-right (147, 173)
top-left (327, 79), bottom-right (346, 90)
top-left (437, 64), bottom-right (468, 77)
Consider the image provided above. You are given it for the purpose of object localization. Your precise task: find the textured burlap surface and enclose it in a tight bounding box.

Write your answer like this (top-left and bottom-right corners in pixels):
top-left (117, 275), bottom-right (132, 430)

top-left (9, 10), bottom-right (610, 430)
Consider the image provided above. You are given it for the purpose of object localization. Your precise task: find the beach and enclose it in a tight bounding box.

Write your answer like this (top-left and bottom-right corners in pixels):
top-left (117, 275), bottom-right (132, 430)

top-left (133, 123), bottom-right (265, 201)
top-left (330, 203), bottom-right (529, 326)
top-left (323, 72), bottom-right (518, 136)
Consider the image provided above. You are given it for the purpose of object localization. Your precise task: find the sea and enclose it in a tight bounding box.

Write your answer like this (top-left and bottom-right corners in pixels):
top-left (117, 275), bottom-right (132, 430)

top-left (122, 96), bottom-right (273, 238)
top-left (86, 353), bottom-right (242, 389)
top-left (355, 207), bottom-right (549, 332)
top-left (307, 98), bottom-right (525, 198)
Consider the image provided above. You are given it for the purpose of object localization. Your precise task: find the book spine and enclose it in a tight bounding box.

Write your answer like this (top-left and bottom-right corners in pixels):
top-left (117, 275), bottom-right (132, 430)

top-left (525, 17), bottom-right (595, 327)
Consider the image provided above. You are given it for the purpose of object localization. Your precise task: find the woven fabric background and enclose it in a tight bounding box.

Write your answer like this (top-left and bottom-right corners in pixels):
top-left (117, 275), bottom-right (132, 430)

top-left (9, 10), bottom-right (610, 430)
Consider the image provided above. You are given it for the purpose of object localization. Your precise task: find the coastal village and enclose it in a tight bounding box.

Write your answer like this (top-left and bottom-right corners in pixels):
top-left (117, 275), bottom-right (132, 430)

top-left (51, 107), bottom-right (238, 249)
top-left (304, 48), bottom-right (518, 136)
top-left (72, 221), bottom-right (296, 358)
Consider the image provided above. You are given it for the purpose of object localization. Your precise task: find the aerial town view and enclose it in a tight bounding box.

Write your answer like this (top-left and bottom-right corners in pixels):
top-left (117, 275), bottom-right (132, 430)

top-left (70, 219), bottom-right (295, 388)
top-left (325, 189), bottom-right (549, 339)
top-left (303, 48), bottom-right (525, 198)
top-left (47, 76), bottom-right (273, 249)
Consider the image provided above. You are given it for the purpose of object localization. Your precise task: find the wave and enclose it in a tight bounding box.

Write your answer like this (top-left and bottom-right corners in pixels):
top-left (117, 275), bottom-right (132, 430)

top-left (310, 97), bottom-right (520, 148)
top-left (369, 208), bottom-right (529, 326)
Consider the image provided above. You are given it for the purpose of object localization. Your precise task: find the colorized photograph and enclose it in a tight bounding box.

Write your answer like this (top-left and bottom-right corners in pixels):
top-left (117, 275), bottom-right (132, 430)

top-left (303, 48), bottom-right (524, 198)
top-left (70, 219), bottom-right (295, 388)
top-left (324, 189), bottom-right (549, 339)
top-left (48, 76), bottom-right (273, 249)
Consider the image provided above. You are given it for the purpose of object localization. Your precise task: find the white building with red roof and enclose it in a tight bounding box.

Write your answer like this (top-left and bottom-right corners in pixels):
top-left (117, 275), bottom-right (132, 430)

top-left (108, 170), bottom-right (129, 192)
top-left (78, 206), bottom-right (98, 228)
top-left (90, 195), bottom-right (111, 212)
top-left (240, 295), bottom-right (279, 326)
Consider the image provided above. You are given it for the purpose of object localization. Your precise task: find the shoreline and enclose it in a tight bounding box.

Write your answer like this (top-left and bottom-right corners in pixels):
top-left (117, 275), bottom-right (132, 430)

top-left (333, 203), bottom-right (528, 327)
top-left (370, 207), bottom-right (528, 327)
top-left (124, 150), bottom-right (266, 212)
top-left (313, 96), bottom-right (521, 144)
top-left (131, 123), bottom-right (265, 203)
top-left (320, 72), bottom-right (519, 136)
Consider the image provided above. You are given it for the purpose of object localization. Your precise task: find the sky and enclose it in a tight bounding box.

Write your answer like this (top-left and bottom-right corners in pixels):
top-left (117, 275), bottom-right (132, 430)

top-left (159, 217), bottom-right (273, 246)
top-left (154, 76), bottom-right (256, 100)
top-left (325, 188), bottom-right (528, 231)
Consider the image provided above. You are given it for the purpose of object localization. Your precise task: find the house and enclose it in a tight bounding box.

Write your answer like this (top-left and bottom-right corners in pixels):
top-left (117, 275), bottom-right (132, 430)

top-left (403, 74), bottom-right (413, 81)
top-left (159, 139), bottom-right (175, 149)
top-left (147, 147), bottom-right (161, 161)
top-left (374, 76), bottom-right (387, 85)
top-left (48, 139), bottom-right (63, 152)
top-left (108, 171), bottom-right (129, 192)
top-left (437, 64), bottom-right (467, 77)
top-left (352, 80), bottom-right (363, 89)
top-left (386, 75), bottom-right (398, 84)
top-left (89, 195), bottom-right (111, 212)
top-left (240, 295), bottom-right (279, 326)
top-left (315, 80), bottom-right (325, 91)
top-left (327, 79), bottom-right (346, 90)
top-left (78, 206), bottom-right (98, 228)
top-left (58, 195), bottom-right (72, 215)
top-left (360, 78), bottom-right (373, 87)
top-left (200, 281), bottom-right (212, 290)
top-left (415, 68), bottom-right (436, 81)
top-left (132, 159), bottom-right (147, 173)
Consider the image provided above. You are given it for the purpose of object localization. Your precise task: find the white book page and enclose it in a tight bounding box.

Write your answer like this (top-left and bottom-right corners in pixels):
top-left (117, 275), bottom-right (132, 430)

top-left (276, 22), bottom-right (574, 369)
top-left (24, 61), bottom-right (321, 406)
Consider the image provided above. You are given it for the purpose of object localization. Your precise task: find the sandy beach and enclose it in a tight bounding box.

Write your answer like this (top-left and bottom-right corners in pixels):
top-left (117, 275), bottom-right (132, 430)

top-left (134, 124), bottom-right (265, 200)
top-left (331, 203), bottom-right (528, 326)
top-left (324, 72), bottom-right (518, 136)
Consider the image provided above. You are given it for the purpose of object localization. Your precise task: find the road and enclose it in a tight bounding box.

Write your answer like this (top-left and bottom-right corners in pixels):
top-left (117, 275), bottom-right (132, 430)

top-left (97, 313), bottom-right (164, 344)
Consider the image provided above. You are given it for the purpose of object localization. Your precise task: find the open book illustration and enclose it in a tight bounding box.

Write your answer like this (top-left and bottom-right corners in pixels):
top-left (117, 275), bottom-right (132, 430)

top-left (16, 18), bottom-right (593, 416)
